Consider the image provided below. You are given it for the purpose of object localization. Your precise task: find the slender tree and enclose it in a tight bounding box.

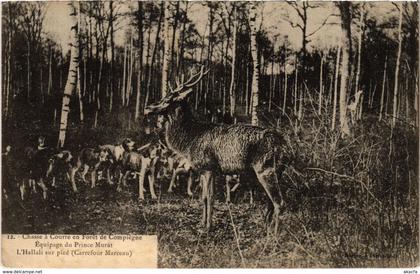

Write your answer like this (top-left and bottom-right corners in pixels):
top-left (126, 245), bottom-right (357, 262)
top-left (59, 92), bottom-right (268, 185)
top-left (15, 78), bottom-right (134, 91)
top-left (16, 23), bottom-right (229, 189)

top-left (379, 56), bottom-right (388, 121)
top-left (161, 1), bottom-right (171, 97)
top-left (318, 52), bottom-right (324, 115)
top-left (249, 3), bottom-right (259, 126)
top-left (332, 44), bottom-right (341, 130)
top-left (283, 45), bottom-right (288, 115)
top-left (77, 3), bottom-right (84, 122)
top-left (392, 4), bottom-right (403, 128)
top-left (58, 2), bottom-right (79, 148)
top-left (135, 2), bottom-right (144, 120)
top-left (337, 2), bottom-right (352, 136)
top-left (229, 4), bottom-right (237, 117)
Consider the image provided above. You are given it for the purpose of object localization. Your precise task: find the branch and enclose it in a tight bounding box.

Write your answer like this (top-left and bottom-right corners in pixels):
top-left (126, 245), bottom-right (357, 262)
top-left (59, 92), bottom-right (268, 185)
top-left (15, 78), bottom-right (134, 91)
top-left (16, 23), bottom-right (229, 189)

top-left (286, 1), bottom-right (304, 19)
top-left (391, 2), bottom-right (401, 12)
top-left (284, 18), bottom-right (303, 30)
top-left (305, 167), bottom-right (382, 205)
top-left (307, 14), bottom-right (331, 37)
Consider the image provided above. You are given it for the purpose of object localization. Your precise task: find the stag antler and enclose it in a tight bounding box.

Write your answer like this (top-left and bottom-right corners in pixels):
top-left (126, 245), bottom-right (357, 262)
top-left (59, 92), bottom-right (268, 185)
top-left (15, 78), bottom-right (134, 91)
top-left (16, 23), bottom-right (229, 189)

top-left (171, 66), bottom-right (209, 95)
top-left (144, 66), bottom-right (209, 115)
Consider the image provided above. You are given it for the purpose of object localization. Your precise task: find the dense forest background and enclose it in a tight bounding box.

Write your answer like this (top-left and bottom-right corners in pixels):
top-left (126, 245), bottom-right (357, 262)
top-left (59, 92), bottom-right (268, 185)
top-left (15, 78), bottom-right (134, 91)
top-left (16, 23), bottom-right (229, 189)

top-left (2, 2), bottom-right (418, 142)
top-left (1, 1), bottom-right (419, 267)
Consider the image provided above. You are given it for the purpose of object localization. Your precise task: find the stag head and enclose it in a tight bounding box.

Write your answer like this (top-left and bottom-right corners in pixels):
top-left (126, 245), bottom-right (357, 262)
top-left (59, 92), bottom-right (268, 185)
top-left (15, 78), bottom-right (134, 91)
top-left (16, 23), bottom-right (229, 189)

top-left (144, 66), bottom-right (208, 115)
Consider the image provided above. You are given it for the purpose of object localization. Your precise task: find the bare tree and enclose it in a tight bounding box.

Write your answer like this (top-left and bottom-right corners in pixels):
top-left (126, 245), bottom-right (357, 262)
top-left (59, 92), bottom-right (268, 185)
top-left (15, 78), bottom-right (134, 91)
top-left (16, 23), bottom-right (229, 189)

top-left (77, 3), bottom-right (84, 122)
top-left (379, 55), bottom-right (388, 121)
top-left (392, 4), bottom-right (403, 128)
top-left (145, 3), bottom-right (163, 109)
top-left (285, 2), bottom-right (330, 70)
top-left (228, 4), bottom-right (237, 117)
top-left (318, 51), bottom-right (324, 115)
top-left (249, 3), bottom-right (260, 126)
top-left (17, 2), bottom-right (46, 103)
top-left (354, 5), bottom-right (365, 96)
top-left (337, 2), bottom-right (351, 136)
top-left (58, 2), bottom-right (79, 148)
top-left (332, 42), bottom-right (341, 130)
top-left (135, 2), bottom-right (144, 120)
top-left (161, 1), bottom-right (171, 97)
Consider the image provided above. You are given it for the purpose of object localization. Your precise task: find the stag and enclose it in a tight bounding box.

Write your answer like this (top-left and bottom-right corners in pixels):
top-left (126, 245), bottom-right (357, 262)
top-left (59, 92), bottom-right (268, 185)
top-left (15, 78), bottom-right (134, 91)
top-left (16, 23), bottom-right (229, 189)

top-left (145, 67), bottom-right (289, 233)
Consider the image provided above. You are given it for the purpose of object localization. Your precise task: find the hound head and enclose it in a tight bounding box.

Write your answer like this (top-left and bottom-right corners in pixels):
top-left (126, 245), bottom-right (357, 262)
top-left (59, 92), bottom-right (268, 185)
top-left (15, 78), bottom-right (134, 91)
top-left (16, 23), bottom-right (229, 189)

top-left (98, 147), bottom-right (112, 163)
top-left (122, 138), bottom-right (135, 151)
top-left (38, 136), bottom-right (46, 150)
top-left (46, 151), bottom-right (73, 178)
top-left (144, 66), bottom-right (208, 116)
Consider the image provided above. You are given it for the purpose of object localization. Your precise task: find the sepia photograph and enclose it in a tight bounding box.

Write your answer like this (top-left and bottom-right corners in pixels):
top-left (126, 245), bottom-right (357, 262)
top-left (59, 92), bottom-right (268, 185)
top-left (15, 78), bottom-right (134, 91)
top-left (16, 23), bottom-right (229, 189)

top-left (1, 0), bottom-right (419, 269)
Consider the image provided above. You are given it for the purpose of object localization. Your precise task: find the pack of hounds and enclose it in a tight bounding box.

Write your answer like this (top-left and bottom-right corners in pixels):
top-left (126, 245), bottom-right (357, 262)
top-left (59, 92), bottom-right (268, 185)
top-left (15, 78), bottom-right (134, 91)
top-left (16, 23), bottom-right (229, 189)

top-left (2, 134), bottom-right (241, 203)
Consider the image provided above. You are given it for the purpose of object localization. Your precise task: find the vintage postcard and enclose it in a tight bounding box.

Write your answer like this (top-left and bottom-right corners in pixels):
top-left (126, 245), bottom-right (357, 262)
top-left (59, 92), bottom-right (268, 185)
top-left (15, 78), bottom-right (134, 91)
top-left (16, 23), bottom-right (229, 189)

top-left (1, 0), bottom-right (418, 269)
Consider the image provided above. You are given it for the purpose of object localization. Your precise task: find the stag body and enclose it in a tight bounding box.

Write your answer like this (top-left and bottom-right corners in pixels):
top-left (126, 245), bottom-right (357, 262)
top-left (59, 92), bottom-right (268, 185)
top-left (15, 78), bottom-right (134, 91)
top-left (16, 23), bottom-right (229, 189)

top-left (166, 102), bottom-right (281, 173)
top-left (146, 67), bottom-right (287, 232)
top-left (165, 102), bottom-right (286, 231)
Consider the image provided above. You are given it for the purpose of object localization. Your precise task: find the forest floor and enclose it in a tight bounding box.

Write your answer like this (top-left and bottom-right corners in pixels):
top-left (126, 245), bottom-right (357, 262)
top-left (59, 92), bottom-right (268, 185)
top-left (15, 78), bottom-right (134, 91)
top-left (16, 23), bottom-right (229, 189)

top-left (2, 173), bottom-right (418, 268)
top-left (2, 112), bottom-right (419, 268)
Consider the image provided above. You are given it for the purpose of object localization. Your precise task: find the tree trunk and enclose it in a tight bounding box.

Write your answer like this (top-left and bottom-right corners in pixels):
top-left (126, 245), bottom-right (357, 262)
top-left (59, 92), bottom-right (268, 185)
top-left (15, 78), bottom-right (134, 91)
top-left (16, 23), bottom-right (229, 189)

top-left (47, 47), bottom-right (52, 96)
top-left (145, 5), bottom-right (163, 108)
top-left (170, 1), bottom-right (180, 78)
top-left (77, 3), bottom-right (84, 122)
top-left (283, 46), bottom-right (288, 115)
top-left (229, 5), bottom-right (237, 117)
top-left (338, 2), bottom-right (352, 136)
top-left (135, 2), bottom-right (144, 120)
top-left (161, 1), bottom-right (171, 98)
top-left (177, 3), bottom-right (188, 76)
top-left (205, 4), bottom-right (215, 113)
top-left (245, 57), bottom-right (250, 115)
top-left (5, 24), bottom-right (12, 118)
top-left (196, 30), bottom-right (206, 111)
top-left (110, 1), bottom-right (115, 111)
top-left (332, 44), bottom-right (341, 130)
top-left (392, 5), bottom-right (403, 128)
top-left (126, 31), bottom-right (133, 106)
top-left (379, 56), bottom-right (388, 121)
top-left (95, 42), bottom-right (105, 125)
top-left (268, 52), bottom-right (274, 112)
top-left (27, 39), bottom-right (31, 103)
top-left (318, 52), bottom-right (324, 115)
top-left (415, 74), bottom-right (419, 127)
top-left (40, 67), bottom-right (44, 105)
top-left (249, 4), bottom-right (259, 126)
top-left (58, 2), bottom-right (79, 148)
top-left (294, 54), bottom-right (298, 116)
top-left (354, 7), bottom-right (364, 96)
top-left (121, 42), bottom-right (127, 107)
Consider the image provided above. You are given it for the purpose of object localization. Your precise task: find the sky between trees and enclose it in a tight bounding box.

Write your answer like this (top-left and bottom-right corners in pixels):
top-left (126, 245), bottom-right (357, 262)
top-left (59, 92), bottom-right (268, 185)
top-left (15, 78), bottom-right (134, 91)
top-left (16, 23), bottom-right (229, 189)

top-left (44, 1), bottom-right (399, 55)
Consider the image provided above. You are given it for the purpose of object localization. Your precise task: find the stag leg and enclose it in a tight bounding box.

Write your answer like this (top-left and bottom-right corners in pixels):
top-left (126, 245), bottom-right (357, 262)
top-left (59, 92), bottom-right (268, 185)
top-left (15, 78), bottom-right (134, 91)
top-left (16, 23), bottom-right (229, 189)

top-left (201, 174), bottom-right (208, 226)
top-left (187, 170), bottom-right (193, 197)
top-left (225, 176), bottom-right (231, 204)
top-left (201, 170), bottom-right (214, 229)
top-left (253, 163), bottom-right (285, 235)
